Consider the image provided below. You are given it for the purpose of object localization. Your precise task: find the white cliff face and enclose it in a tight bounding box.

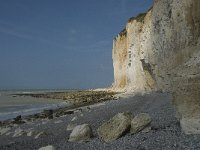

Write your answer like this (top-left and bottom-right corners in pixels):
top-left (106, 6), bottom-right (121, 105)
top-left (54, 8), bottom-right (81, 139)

top-left (112, 11), bottom-right (156, 92)
top-left (112, 0), bottom-right (200, 133)
top-left (112, 30), bottom-right (128, 90)
top-left (126, 11), bottom-right (155, 92)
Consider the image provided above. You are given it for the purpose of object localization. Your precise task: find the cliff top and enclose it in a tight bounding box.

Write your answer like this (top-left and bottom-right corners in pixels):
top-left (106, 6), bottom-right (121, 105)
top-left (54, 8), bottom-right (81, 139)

top-left (114, 7), bottom-right (152, 40)
top-left (128, 12), bottom-right (147, 23)
top-left (128, 6), bottom-right (152, 23)
top-left (119, 28), bottom-right (127, 37)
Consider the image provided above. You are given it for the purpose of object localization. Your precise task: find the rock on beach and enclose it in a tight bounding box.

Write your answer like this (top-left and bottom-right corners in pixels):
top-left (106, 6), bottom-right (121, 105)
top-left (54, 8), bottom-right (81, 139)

top-left (130, 113), bottom-right (152, 134)
top-left (38, 145), bottom-right (56, 150)
top-left (69, 124), bottom-right (92, 143)
top-left (97, 112), bottom-right (132, 142)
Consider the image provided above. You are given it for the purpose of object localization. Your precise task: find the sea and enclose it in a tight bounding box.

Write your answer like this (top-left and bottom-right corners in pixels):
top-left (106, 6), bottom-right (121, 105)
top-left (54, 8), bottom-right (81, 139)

top-left (0, 89), bottom-right (70, 121)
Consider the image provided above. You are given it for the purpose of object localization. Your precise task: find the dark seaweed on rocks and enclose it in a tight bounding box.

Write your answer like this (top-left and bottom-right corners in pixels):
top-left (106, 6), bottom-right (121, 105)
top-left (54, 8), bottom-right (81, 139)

top-left (12, 115), bottom-right (25, 124)
top-left (16, 90), bottom-right (117, 106)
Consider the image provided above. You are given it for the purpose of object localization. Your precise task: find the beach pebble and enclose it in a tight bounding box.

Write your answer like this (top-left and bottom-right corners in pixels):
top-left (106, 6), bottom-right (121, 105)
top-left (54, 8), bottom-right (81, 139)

top-left (0, 127), bottom-right (11, 135)
top-left (26, 121), bottom-right (34, 125)
top-left (67, 123), bottom-right (77, 131)
top-left (41, 109), bottom-right (53, 119)
top-left (13, 115), bottom-right (25, 124)
top-left (13, 124), bottom-right (19, 127)
top-left (142, 126), bottom-right (151, 133)
top-left (113, 96), bottom-right (120, 100)
top-left (54, 120), bottom-right (63, 124)
top-left (84, 107), bottom-right (91, 112)
top-left (38, 145), bottom-right (56, 150)
top-left (35, 131), bottom-right (47, 139)
top-left (69, 124), bottom-right (92, 142)
top-left (74, 109), bottom-right (82, 114)
top-left (42, 121), bottom-right (47, 125)
top-left (26, 129), bottom-right (36, 137)
top-left (5, 132), bottom-right (12, 136)
top-left (13, 128), bottom-right (26, 137)
top-left (71, 116), bottom-right (78, 121)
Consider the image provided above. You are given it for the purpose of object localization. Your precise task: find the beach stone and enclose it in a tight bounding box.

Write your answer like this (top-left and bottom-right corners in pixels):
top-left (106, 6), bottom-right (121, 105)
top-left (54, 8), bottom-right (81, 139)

top-left (74, 109), bottom-right (82, 114)
top-left (26, 129), bottom-right (36, 137)
top-left (113, 95), bottom-right (120, 100)
top-left (38, 145), bottom-right (56, 150)
top-left (64, 110), bottom-right (74, 115)
top-left (13, 115), bottom-right (25, 124)
top-left (130, 113), bottom-right (152, 134)
top-left (55, 110), bottom-right (74, 117)
top-left (97, 112), bottom-right (132, 142)
top-left (5, 132), bottom-right (12, 136)
top-left (54, 120), bottom-right (63, 124)
top-left (42, 121), bottom-right (48, 125)
top-left (33, 113), bottom-right (41, 119)
top-left (71, 116), bottom-right (78, 121)
top-left (0, 127), bottom-right (11, 135)
top-left (42, 109), bottom-right (53, 119)
top-left (69, 124), bottom-right (92, 142)
top-left (141, 126), bottom-right (151, 133)
top-left (14, 115), bottom-right (22, 121)
top-left (13, 124), bottom-right (18, 127)
top-left (13, 128), bottom-right (26, 137)
top-left (67, 123), bottom-right (77, 131)
top-left (35, 131), bottom-right (47, 139)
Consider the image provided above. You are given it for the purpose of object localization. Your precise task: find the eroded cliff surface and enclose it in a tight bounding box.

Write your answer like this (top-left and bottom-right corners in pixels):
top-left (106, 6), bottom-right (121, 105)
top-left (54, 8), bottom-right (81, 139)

top-left (112, 0), bottom-right (200, 134)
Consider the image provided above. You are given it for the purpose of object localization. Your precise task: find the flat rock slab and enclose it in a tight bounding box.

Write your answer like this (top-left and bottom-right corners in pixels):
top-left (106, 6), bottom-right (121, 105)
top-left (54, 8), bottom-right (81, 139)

top-left (130, 113), bottom-right (151, 134)
top-left (97, 112), bottom-right (132, 142)
top-left (69, 124), bottom-right (92, 143)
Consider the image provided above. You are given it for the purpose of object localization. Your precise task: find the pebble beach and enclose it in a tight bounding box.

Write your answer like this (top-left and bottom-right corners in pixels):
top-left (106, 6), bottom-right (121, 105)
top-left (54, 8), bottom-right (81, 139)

top-left (1, 92), bottom-right (200, 150)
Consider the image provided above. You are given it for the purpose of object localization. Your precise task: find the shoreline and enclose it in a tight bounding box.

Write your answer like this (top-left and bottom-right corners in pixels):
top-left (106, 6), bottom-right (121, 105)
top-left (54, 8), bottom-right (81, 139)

top-left (0, 90), bottom-right (118, 127)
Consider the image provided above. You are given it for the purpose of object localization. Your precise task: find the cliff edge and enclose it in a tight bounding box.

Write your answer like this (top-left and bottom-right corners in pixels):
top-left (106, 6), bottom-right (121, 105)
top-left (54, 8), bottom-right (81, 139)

top-left (112, 0), bottom-right (200, 134)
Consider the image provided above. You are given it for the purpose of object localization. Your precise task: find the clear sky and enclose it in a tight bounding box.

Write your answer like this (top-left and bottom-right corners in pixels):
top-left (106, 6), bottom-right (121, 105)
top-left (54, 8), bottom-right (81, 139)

top-left (0, 0), bottom-right (153, 90)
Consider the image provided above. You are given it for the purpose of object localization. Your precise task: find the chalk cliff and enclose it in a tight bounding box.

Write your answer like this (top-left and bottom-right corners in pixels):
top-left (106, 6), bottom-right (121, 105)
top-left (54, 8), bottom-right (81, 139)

top-left (112, 0), bottom-right (200, 134)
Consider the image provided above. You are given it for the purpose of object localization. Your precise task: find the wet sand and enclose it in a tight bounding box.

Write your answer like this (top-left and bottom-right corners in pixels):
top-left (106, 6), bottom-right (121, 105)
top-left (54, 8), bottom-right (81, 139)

top-left (0, 93), bottom-right (69, 121)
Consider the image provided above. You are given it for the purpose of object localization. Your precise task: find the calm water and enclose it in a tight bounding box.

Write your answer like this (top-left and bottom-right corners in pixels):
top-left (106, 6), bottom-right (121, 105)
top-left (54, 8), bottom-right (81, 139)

top-left (0, 90), bottom-right (70, 121)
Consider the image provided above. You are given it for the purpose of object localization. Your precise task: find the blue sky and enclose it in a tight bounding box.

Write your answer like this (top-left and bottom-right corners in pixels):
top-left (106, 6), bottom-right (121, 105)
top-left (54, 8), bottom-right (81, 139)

top-left (0, 0), bottom-right (153, 89)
